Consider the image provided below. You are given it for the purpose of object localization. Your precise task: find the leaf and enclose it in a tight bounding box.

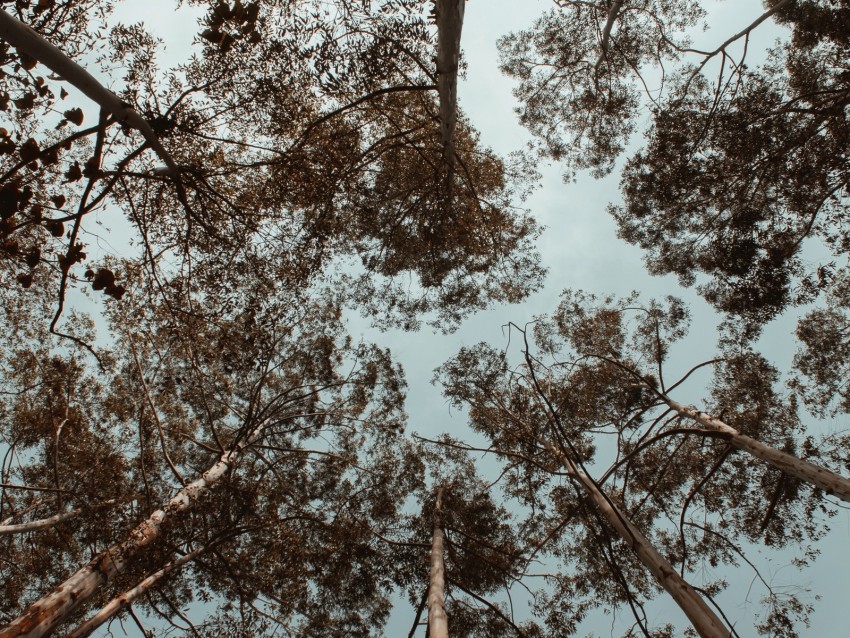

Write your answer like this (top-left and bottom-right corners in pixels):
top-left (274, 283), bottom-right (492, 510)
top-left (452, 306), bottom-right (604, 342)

top-left (92, 268), bottom-right (115, 291)
top-left (0, 138), bottom-right (16, 155)
top-left (201, 29), bottom-right (224, 44)
top-left (18, 53), bottom-right (37, 71)
top-left (104, 284), bottom-right (127, 300)
top-left (63, 107), bottom-right (84, 126)
top-left (45, 220), bottom-right (64, 237)
top-left (18, 138), bottom-right (40, 163)
top-left (13, 93), bottom-right (35, 110)
top-left (25, 247), bottom-right (40, 269)
top-left (65, 161), bottom-right (82, 182)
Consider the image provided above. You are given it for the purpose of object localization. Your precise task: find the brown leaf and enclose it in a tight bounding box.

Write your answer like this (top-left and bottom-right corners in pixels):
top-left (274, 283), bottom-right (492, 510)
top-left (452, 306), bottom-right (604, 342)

top-left (25, 247), bottom-right (40, 269)
top-left (14, 93), bottom-right (35, 110)
top-left (65, 161), bottom-right (82, 182)
top-left (63, 108), bottom-right (83, 126)
top-left (18, 53), bottom-right (37, 71)
top-left (45, 220), bottom-right (64, 237)
top-left (92, 268), bottom-right (115, 291)
top-left (18, 138), bottom-right (40, 163)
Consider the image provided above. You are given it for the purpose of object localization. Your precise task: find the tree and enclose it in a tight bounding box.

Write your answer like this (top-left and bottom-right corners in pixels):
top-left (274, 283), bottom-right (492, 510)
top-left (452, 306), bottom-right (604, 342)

top-left (0, 1), bottom-right (545, 634)
top-left (427, 486), bottom-right (449, 638)
top-left (0, 281), bottom-right (422, 637)
top-left (500, 0), bottom-right (849, 325)
top-left (2, 1), bottom-right (849, 636)
top-left (437, 288), bottom-right (849, 636)
top-left (0, 0), bottom-right (543, 342)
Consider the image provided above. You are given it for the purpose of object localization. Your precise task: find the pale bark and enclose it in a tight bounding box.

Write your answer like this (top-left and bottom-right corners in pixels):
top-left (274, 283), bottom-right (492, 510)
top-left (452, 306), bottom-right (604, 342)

top-left (427, 487), bottom-right (449, 638)
top-left (594, 0), bottom-right (623, 70)
top-left (435, 0), bottom-right (465, 173)
top-left (63, 546), bottom-right (204, 638)
top-left (543, 440), bottom-right (732, 638)
top-left (0, 422), bottom-right (266, 638)
top-left (666, 398), bottom-right (850, 503)
top-left (0, 499), bottom-right (118, 536)
top-left (1, 499), bottom-right (43, 526)
top-left (0, 9), bottom-right (181, 176)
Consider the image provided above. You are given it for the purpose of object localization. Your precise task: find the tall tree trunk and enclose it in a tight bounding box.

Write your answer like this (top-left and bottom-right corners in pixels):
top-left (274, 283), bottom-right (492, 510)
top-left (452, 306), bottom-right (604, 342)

top-left (0, 423), bottom-right (265, 638)
top-left (427, 487), bottom-right (449, 638)
top-left (435, 0), bottom-right (465, 182)
top-left (542, 440), bottom-right (732, 638)
top-left (62, 545), bottom-right (205, 638)
top-left (665, 398), bottom-right (850, 503)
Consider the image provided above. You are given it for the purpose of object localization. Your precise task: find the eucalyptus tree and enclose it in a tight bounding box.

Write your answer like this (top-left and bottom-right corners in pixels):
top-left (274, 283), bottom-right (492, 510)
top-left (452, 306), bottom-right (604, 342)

top-left (500, 0), bottom-right (849, 325)
top-left (0, 3), bottom-right (546, 631)
top-left (438, 343), bottom-right (731, 638)
top-left (437, 289), bottom-right (850, 636)
top-left (0, 265), bottom-right (423, 637)
top-left (793, 270), bottom-right (850, 419)
top-left (0, 0), bottom-right (542, 349)
top-left (341, 437), bottom-right (544, 638)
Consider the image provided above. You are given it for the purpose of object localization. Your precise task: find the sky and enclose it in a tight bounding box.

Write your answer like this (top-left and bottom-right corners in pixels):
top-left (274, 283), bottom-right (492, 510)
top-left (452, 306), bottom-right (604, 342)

top-left (42, 0), bottom-right (850, 635)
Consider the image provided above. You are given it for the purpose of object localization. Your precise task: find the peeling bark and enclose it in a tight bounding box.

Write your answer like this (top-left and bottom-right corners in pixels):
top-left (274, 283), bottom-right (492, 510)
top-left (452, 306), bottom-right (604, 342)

top-left (427, 487), bottom-right (449, 638)
top-left (666, 398), bottom-right (850, 503)
top-left (543, 440), bottom-right (732, 638)
top-left (62, 546), bottom-right (205, 638)
top-left (0, 423), bottom-right (266, 638)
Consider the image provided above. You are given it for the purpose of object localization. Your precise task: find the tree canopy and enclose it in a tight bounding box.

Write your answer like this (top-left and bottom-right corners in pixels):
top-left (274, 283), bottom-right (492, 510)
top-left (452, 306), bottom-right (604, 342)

top-left (0, 1), bottom-right (848, 637)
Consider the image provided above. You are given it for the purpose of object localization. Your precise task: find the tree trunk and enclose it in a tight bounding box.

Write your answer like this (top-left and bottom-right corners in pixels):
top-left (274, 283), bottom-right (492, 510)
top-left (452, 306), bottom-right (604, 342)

top-left (543, 440), bottom-right (732, 638)
top-left (0, 424), bottom-right (265, 638)
top-left (62, 546), bottom-right (205, 638)
top-left (594, 0), bottom-right (623, 69)
top-left (435, 0), bottom-right (465, 174)
top-left (427, 487), bottom-right (449, 638)
top-left (666, 398), bottom-right (850, 503)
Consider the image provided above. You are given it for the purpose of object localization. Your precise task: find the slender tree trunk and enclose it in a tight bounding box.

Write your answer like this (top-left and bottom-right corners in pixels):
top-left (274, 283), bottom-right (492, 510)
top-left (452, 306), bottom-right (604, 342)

top-left (427, 487), bottom-right (449, 638)
top-left (0, 8), bottom-right (180, 175)
top-left (666, 398), bottom-right (850, 503)
top-left (62, 545), bottom-right (205, 638)
top-left (0, 499), bottom-right (118, 536)
top-left (543, 440), bottom-right (732, 638)
top-left (594, 0), bottom-right (623, 69)
top-left (0, 423), bottom-right (265, 638)
top-left (435, 0), bottom-right (465, 174)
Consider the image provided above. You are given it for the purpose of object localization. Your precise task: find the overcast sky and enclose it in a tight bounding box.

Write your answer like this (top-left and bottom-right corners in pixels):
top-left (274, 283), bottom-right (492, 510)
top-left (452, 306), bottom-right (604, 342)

top-left (94, 0), bottom-right (850, 635)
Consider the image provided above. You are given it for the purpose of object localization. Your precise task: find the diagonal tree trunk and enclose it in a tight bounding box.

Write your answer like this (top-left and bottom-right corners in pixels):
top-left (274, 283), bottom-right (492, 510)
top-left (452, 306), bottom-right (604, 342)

top-left (0, 422), bottom-right (266, 638)
top-left (62, 545), bottom-right (206, 638)
top-left (542, 440), bottom-right (732, 638)
top-left (435, 0), bottom-right (465, 178)
top-left (665, 397), bottom-right (850, 503)
top-left (427, 486), bottom-right (449, 638)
